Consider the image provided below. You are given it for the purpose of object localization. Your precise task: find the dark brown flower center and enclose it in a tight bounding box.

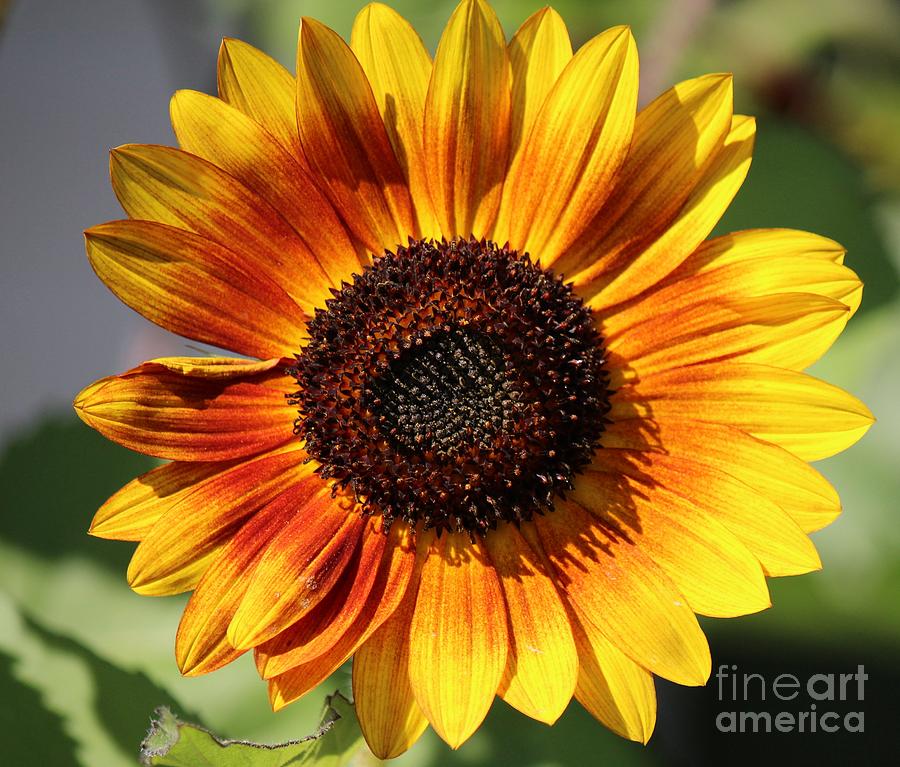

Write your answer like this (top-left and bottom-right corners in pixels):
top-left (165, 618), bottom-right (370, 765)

top-left (290, 238), bottom-right (610, 535)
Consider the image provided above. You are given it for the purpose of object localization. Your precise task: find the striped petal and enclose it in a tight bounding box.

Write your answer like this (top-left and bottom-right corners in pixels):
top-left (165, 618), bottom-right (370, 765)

top-left (176, 483), bottom-right (315, 675)
top-left (296, 17), bottom-right (415, 253)
top-left (110, 143), bottom-right (330, 315)
top-left (126, 446), bottom-right (311, 596)
top-left (268, 523), bottom-right (417, 710)
top-left (555, 73), bottom-right (733, 276)
top-left (217, 37), bottom-right (302, 156)
top-left (611, 362), bottom-right (874, 462)
top-left (408, 531), bottom-right (508, 749)
top-left (351, 3), bottom-right (438, 240)
top-left (424, 0), bottom-right (511, 239)
top-left (254, 518), bottom-right (387, 679)
top-left (170, 90), bottom-right (361, 286)
top-left (84, 220), bottom-right (304, 359)
top-left (535, 500), bottom-right (711, 687)
top-left (227, 493), bottom-right (364, 650)
top-left (572, 614), bottom-right (656, 743)
top-left (504, 25), bottom-right (638, 266)
top-left (579, 115), bottom-right (756, 310)
top-left (601, 418), bottom-right (842, 533)
top-left (74, 360), bottom-right (295, 462)
top-left (353, 562), bottom-right (428, 760)
top-left (485, 524), bottom-right (577, 725)
top-left (573, 465), bottom-right (770, 616)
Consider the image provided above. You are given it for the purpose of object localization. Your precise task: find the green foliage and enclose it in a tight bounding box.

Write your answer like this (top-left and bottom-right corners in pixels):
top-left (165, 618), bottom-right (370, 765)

top-left (140, 693), bottom-right (363, 767)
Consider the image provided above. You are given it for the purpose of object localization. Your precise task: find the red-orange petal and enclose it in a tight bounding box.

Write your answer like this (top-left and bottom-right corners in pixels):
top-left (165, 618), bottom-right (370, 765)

top-left (254, 518), bottom-right (387, 679)
top-left (267, 522), bottom-right (417, 710)
top-left (296, 16), bottom-right (415, 253)
top-left (74, 360), bottom-right (296, 462)
top-left (84, 220), bottom-right (305, 359)
top-left (127, 445), bottom-right (312, 596)
top-left (176, 481), bottom-right (319, 676)
top-left (227, 493), bottom-right (364, 650)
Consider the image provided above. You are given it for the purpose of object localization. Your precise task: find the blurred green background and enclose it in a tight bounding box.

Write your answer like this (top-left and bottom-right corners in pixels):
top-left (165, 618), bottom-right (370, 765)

top-left (1, 0), bottom-right (898, 765)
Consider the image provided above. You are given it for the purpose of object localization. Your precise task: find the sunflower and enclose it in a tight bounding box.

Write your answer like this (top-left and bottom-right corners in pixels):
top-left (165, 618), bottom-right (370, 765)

top-left (74, 0), bottom-right (873, 758)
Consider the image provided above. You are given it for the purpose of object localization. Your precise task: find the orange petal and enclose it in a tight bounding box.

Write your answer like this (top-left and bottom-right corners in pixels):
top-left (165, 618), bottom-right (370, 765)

top-left (217, 37), bottom-right (303, 156)
top-left (424, 0), bottom-right (511, 239)
top-left (228, 493), bottom-right (364, 650)
top-left (170, 90), bottom-right (361, 287)
top-left (267, 522), bottom-right (417, 710)
top-left (254, 518), bottom-right (387, 679)
top-left (535, 500), bottom-right (711, 687)
top-left (610, 362), bottom-right (874, 462)
top-left (579, 115), bottom-right (756, 310)
top-left (83, 220), bottom-right (304, 359)
top-left (601, 418), bottom-right (842, 533)
top-left (351, 3), bottom-right (439, 240)
top-left (74, 360), bottom-right (296, 462)
top-left (353, 553), bottom-right (428, 760)
top-left (296, 16), bottom-right (415, 253)
top-left (556, 73), bottom-right (733, 276)
top-left (126, 445), bottom-right (312, 596)
top-left (109, 143), bottom-right (329, 315)
top-left (504, 25), bottom-right (637, 266)
top-left (484, 524), bottom-right (577, 725)
top-left (571, 613), bottom-right (656, 743)
top-left (176, 482), bottom-right (314, 675)
top-left (573, 466), bottom-right (770, 617)
top-left (408, 530), bottom-right (508, 749)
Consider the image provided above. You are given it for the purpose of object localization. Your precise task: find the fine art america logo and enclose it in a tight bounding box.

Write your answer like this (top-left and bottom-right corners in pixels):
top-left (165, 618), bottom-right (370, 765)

top-left (715, 664), bottom-right (867, 734)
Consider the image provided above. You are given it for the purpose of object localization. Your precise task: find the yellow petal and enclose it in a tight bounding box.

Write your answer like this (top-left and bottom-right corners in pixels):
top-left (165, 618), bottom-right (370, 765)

top-left (408, 531), bottom-right (508, 749)
top-left (507, 6), bottom-right (572, 163)
top-left (581, 114), bottom-right (756, 310)
top-left (170, 89), bottom-right (361, 287)
top-left (535, 500), bottom-right (711, 687)
top-left (90, 460), bottom-right (228, 541)
top-left (493, 6), bottom-right (572, 244)
top-left (505, 26), bottom-right (638, 266)
top-left (424, 0), bottom-right (511, 239)
top-left (485, 524), bottom-right (578, 725)
top-left (574, 467), bottom-right (771, 617)
top-left (602, 419), bottom-right (843, 534)
top-left (605, 292), bottom-right (851, 375)
top-left (217, 38), bottom-right (301, 156)
top-left (572, 613), bottom-right (656, 743)
top-left (351, 3), bottom-right (439, 240)
top-left (611, 362), bottom-right (874, 462)
top-left (556, 73), bottom-right (733, 276)
top-left (296, 16), bottom-right (415, 253)
top-left (353, 567), bottom-right (428, 760)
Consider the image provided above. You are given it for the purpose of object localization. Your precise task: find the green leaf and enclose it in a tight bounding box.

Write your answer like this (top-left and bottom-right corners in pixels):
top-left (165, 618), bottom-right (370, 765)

top-left (140, 692), bottom-right (364, 767)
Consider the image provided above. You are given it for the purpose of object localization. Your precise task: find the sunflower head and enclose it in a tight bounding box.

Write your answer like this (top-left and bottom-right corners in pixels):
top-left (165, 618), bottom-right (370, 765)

top-left (75, 0), bottom-right (872, 759)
